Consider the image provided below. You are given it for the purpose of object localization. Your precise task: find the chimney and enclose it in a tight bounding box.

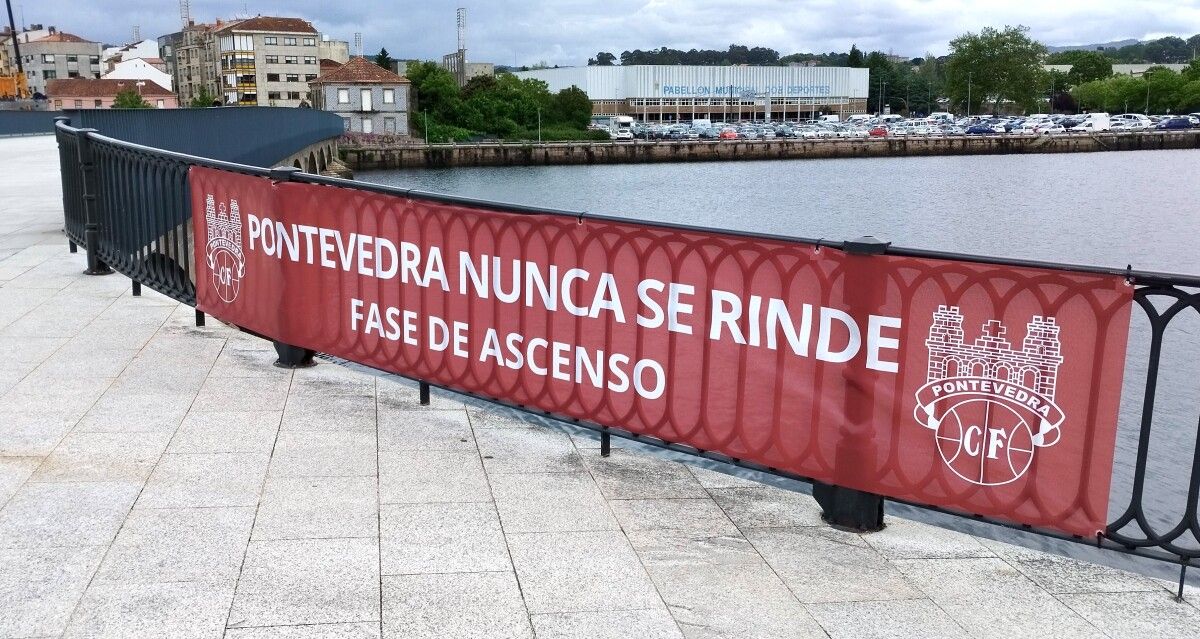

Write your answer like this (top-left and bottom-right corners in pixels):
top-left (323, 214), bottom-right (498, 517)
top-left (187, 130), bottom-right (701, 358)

top-left (49, 26), bottom-right (56, 34)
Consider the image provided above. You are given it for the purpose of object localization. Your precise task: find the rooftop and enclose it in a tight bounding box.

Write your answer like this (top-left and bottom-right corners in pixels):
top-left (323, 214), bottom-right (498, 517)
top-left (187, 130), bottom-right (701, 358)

top-left (46, 78), bottom-right (175, 97)
top-left (31, 31), bottom-right (94, 44)
top-left (311, 56), bottom-right (410, 85)
top-left (216, 16), bottom-right (317, 34)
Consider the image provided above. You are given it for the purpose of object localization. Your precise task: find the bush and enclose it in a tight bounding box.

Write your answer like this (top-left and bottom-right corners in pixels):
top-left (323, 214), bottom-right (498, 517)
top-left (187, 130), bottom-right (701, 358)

top-left (505, 127), bottom-right (611, 142)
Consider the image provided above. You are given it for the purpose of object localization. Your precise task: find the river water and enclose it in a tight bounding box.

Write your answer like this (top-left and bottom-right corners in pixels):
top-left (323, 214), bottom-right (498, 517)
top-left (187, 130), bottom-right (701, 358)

top-left (358, 149), bottom-right (1200, 581)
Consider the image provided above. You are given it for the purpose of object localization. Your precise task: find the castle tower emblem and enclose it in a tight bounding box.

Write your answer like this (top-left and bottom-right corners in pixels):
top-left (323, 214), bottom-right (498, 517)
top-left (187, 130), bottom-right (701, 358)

top-left (913, 306), bottom-right (1066, 486)
top-left (204, 194), bottom-right (246, 304)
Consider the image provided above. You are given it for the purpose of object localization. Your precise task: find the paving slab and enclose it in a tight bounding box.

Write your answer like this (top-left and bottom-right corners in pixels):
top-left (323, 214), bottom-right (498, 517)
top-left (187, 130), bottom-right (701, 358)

top-left (93, 506), bottom-right (255, 583)
top-left (252, 476), bottom-right (378, 540)
top-left (0, 545), bottom-right (107, 638)
top-left (806, 598), bottom-right (969, 639)
top-left (647, 562), bottom-right (827, 639)
top-left (62, 579), bottom-right (236, 639)
top-left (225, 623), bottom-right (381, 638)
top-left (490, 471), bottom-right (619, 533)
top-left (381, 571), bottom-right (532, 639)
top-left (136, 452), bottom-right (269, 509)
top-left (228, 538), bottom-right (381, 628)
top-left (530, 608), bottom-right (684, 639)
top-left (380, 501), bottom-right (511, 575)
top-left (507, 530), bottom-right (663, 614)
top-left (0, 481), bottom-right (140, 548)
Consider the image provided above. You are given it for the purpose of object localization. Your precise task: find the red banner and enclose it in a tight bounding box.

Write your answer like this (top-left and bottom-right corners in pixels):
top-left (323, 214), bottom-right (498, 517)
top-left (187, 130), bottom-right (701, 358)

top-left (190, 166), bottom-right (1133, 536)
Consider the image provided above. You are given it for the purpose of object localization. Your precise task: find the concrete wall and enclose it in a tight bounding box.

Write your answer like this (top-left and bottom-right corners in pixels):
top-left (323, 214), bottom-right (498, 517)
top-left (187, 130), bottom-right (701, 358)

top-left (341, 130), bottom-right (1200, 170)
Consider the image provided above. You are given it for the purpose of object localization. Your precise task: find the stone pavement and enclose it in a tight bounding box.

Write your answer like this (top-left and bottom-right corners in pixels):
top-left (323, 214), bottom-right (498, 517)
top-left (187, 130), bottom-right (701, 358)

top-left (1, 134), bottom-right (1198, 639)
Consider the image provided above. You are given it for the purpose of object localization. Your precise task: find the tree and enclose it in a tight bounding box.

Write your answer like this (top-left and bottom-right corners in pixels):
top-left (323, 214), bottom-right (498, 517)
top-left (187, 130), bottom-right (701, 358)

top-left (113, 89), bottom-right (151, 109)
top-left (847, 44), bottom-right (864, 68)
top-left (1066, 51), bottom-right (1113, 85)
top-left (551, 86), bottom-right (592, 128)
top-left (587, 52), bottom-right (616, 66)
top-left (189, 87), bottom-right (216, 108)
top-left (944, 25), bottom-right (1047, 114)
top-left (374, 48), bottom-right (395, 71)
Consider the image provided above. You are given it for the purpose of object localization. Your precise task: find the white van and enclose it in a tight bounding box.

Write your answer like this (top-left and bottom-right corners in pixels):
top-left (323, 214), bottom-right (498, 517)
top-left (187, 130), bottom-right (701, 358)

top-left (846, 114), bottom-right (872, 124)
top-left (1071, 112), bottom-right (1111, 132)
top-left (817, 115), bottom-right (840, 124)
top-left (928, 112), bottom-right (954, 122)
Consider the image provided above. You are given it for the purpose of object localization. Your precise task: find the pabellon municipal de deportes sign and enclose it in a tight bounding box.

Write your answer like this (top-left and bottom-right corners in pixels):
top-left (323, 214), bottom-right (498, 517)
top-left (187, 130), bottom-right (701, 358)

top-left (189, 166), bottom-right (1133, 537)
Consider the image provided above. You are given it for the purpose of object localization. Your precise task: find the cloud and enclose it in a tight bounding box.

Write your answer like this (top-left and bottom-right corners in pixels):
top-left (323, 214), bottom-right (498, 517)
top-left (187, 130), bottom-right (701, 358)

top-left (16, 0), bottom-right (1200, 65)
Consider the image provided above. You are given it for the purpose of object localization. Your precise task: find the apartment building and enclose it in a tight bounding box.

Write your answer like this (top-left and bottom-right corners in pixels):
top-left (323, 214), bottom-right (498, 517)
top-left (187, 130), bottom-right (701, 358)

top-left (1, 26), bottom-right (103, 97)
top-left (158, 21), bottom-right (221, 106)
top-left (215, 17), bottom-right (320, 107)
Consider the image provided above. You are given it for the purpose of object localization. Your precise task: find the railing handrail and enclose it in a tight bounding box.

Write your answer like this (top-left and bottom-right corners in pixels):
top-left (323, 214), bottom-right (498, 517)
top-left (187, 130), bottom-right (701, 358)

top-left (60, 120), bottom-right (1200, 290)
top-left (50, 118), bottom-right (1200, 588)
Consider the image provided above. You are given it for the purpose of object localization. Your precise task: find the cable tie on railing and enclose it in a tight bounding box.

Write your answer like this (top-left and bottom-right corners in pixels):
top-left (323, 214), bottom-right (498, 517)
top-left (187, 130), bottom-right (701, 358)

top-left (814, 238), bottom-right (824, 253)
top-left (1125, 264), bottom-right (1134, 286)
top-left (577, 211), bottom-right (586, 225)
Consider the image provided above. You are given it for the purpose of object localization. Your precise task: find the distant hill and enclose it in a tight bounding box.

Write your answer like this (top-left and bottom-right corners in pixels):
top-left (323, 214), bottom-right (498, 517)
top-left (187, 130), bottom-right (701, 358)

top-left (1047, 39), bottom-right (1141, 53)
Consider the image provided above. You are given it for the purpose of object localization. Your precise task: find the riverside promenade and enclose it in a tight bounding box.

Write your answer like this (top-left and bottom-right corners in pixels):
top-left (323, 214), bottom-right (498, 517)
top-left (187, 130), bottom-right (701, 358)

top-left (1, 134), bottom-right (1197, 639)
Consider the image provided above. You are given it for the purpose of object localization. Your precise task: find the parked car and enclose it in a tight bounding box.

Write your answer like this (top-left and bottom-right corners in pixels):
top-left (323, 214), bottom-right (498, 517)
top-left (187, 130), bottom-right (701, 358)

top-left (1157, 117), bottom-right (1193, 130)
top-left (868, 125), bottom-right (889, 137)
top-left (613, 129), bottom-right (634, 140)
top-left (718, 128), bottom-right (739, 140)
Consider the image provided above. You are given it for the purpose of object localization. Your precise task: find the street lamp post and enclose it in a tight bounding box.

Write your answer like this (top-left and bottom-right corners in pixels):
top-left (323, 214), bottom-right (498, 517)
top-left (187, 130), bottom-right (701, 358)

top-left (537, 107), bottom-right (542, 144)
top-left (967, 72), bottom-right (972, 119)
top-left (423, 110), bottom-right (429, 145)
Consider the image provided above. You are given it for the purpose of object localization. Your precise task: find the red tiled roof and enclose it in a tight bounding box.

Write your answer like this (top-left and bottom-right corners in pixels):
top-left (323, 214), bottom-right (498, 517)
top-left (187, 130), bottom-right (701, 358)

top-left (319, 58), bottom-right (343, 73)
top-left (33, 32), bottom-right (94, 43)
top-left (310, 56), bottom-right (408, 85)
top-left (47, 78), bottom-right (175, 98)
top-left (217, 16), bottom-right (317, 34)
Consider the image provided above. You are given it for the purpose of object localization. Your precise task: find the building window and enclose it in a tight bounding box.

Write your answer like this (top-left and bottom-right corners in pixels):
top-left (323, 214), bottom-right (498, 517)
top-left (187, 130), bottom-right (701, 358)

top-left (303, 37), bottom-right (316, 46)
top-left (288, 91), bottom-right (301, 100)
top-left (66, 55), bottom-right (78, 63)
top-left (266, 73), bottom-right (280, 82)
top-left (286, 73), bottom-right (299, 82)
top-left (337, 88), bottom-right (349, 103)
top-left (89, 55), bottom-right (99, 65)
top-left (42, 70), bottom-right (56, 79)
top-left (156, 99), bottom-right (165, 108)
top-left (74, 100), bottom-right (82, 108)
top-left (384, 116), bottom-right (396, 133)
top-left (53, 99), bottom-right (61, 108)
top-left (284, 56), bottom-right (298, 64)
top-left (343, 117), bottom-right (351, 131)
top-left (361, 118), bottom-right (373, 133)
top-left (305, 74), bottom-right (317, 81)
top-left (303, 56), bottom-right (316, 65)
top-left (382, 88), bottom-right (395, 104)
top-left (41, 54), bottom-right (54, 63)
top-left (264, 36), bottom-right (277, 45)
top-left (265, 55), bottom-right (279, 64)
top-left (284, 37), bottom-right (297, 46)
top-left (94, 99), bottom-right (102, 107)
top-left (268, 91), bottom-right (281, 100)
top-left (68, 71), bottom-right (79, 78)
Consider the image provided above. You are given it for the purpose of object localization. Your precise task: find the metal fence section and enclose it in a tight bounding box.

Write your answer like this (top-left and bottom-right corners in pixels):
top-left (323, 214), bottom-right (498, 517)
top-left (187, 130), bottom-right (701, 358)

top-left (0, 109), bottom-right (64, 136)
top-left (52, 119), bottom-right (1200, 594)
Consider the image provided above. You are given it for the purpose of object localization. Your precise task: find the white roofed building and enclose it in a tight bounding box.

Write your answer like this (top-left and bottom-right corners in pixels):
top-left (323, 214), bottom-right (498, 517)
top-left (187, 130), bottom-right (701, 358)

top-left (102, 57), bottom-right (172, 91)
top-left (512, 65), bottom-right (870, 122)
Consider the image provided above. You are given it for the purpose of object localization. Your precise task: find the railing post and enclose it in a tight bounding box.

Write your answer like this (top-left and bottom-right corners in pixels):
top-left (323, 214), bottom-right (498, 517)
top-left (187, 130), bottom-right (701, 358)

top-left (265, 165), bottom-right (315, 369)
top-left (195, 310), bottom-right (206, 327)
top-left (811, 235), bottom-right (889, 533)
top-left (418, 382), bottom-right (430, 406)
top-left (54, 116), bottom-right (79, 255)
top-left (75, 128), bottom-right (112, 276)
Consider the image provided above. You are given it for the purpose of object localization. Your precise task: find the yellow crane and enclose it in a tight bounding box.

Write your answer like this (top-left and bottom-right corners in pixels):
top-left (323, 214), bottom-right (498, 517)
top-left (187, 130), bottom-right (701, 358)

top-left (1, 0), bottom-right (30, 99)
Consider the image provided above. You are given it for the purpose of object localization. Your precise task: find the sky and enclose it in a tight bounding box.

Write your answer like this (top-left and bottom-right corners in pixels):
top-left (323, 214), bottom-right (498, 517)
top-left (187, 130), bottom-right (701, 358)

top-left (13, 0), bottom-right (1200, 65)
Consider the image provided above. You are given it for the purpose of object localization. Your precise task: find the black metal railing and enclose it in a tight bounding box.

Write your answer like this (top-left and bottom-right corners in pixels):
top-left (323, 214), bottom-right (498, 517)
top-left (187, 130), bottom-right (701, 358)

top-left (52, 119), bottom-right (1200, 593)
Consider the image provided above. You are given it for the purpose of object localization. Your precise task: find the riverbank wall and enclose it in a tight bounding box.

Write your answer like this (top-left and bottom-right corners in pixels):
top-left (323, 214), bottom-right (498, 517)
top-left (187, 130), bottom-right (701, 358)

top-left (341, 130), bottom-right (1200, 170)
